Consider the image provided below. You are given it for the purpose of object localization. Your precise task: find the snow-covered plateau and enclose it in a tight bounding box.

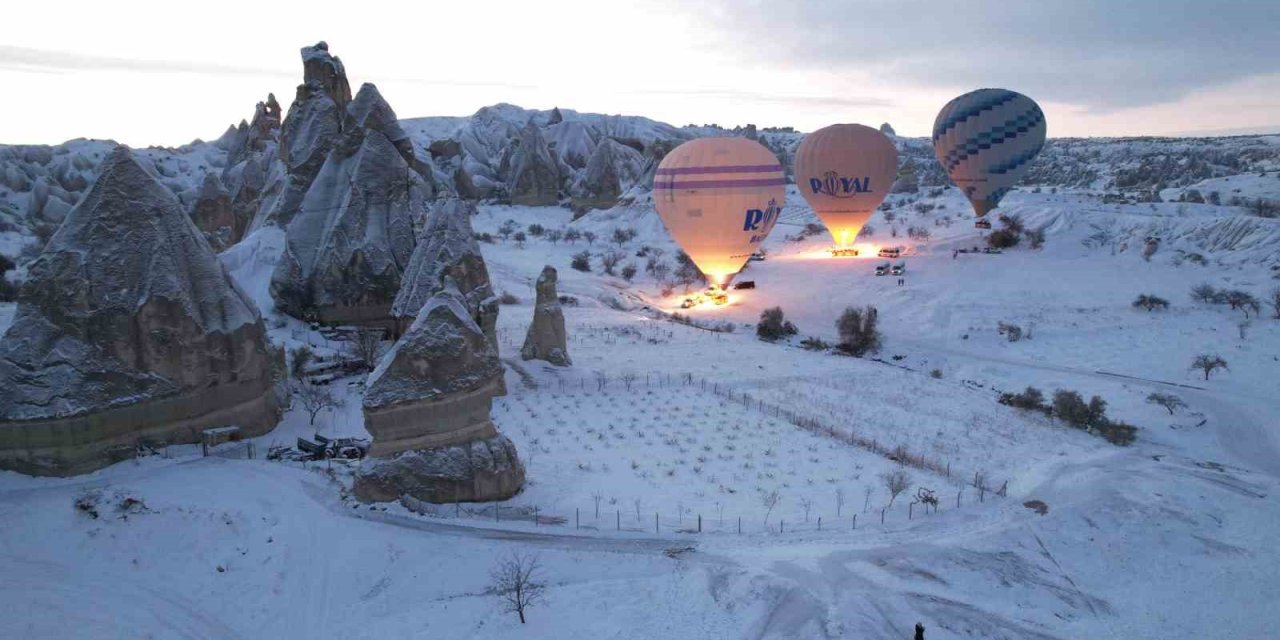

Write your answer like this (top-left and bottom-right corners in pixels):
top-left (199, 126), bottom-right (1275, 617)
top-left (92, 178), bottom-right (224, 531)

top-left (2, 92), bottom-right (1279, 638)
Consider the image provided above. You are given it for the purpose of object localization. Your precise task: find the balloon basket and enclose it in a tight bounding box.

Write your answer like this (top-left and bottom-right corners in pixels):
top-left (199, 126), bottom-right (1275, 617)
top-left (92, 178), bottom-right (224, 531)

top-left (829, 247), bottom-right (860, 258)
top-left (679, 286), bottom-right (729, 309)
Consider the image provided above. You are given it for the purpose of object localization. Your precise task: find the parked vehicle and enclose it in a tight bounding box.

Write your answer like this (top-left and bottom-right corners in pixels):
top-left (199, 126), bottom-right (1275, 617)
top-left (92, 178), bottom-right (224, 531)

top-left (874, 262), bottom-right (891, 276)
top-left (732, 281), bottom-right (756, 290)
top-left (975, 219), bottom-right (992, 229)
top-left (749, 251), bottom-right (767, 262)
top-left (891, 262), bottom-right (906, 276)
top-left (878, 246), bottom-right (902, 258)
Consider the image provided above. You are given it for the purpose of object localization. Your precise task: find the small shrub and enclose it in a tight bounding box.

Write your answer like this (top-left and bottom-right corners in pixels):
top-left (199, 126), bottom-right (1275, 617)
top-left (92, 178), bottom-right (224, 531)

top-left (997, 321), bottom-right (1023, 342)
top-left (1190, 283), bottom-right (1218, 304)
top-left (800, 336), bottom-right (830, 351)
top-left (571, 251), bottom-right (591, 272)
top-left (835, 306), bottom-right (881, 357)
top-left (1133, 294), bottom-right (1170, 311)
top-left (527, 223), bottom-right (545, 237)
top-left (498, 292), bottom-right (520, 305)
top-left (620, 263), bottom-right (637, 282)
top-left (999, 386), bottom-right (1048, 413)
top-left (929, 368), bottom-right (943, 379)
top-left (987, 229), bottom-right (1020, 249)
top-left (756, 307), bottom-right (798, 342)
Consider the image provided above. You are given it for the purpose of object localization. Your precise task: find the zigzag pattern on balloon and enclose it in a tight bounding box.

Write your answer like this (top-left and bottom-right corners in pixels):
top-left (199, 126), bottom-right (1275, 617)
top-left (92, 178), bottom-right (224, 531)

top-left (987, 142), bottom-right (1046, 176)
top-left (931, 90), bottom-right (1020, 143)
top-left (940, 106), bottom-right (1045, 172)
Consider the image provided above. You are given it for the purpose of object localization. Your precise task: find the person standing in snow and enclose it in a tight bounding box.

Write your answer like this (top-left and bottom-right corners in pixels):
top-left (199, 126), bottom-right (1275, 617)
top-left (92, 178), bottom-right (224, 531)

top-left (914, 622), bottom-right (925, 639)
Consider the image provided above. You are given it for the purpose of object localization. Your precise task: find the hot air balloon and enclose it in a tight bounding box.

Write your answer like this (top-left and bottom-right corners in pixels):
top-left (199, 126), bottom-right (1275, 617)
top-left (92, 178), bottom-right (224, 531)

top-left (794, 124), bottom-right (898, 250)
top-left (932, 88), bottom-right (1046, 218)
top-left (653, 137), bottom-right (786, 292)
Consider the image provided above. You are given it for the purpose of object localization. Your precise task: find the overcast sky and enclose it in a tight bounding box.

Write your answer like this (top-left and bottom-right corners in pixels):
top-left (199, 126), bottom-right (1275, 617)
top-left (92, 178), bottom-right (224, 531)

top-left (2, 0), bottom-right (1277, 146)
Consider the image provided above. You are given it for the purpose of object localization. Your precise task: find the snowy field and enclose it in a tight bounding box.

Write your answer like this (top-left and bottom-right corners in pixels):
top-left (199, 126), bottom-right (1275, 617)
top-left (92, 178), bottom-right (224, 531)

top-left (3, 184), bottom-right (1280, 638)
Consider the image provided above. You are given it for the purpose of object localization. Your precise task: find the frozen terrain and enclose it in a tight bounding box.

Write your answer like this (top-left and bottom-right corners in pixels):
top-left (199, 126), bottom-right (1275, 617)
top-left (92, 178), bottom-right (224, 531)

top-left (2, 107), bottom-right (1280, 638)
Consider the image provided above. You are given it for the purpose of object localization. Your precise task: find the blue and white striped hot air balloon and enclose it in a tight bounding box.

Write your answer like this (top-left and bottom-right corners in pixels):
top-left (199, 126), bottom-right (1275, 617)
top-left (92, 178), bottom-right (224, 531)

top-left (932, 89), bottom-right (1046, 218)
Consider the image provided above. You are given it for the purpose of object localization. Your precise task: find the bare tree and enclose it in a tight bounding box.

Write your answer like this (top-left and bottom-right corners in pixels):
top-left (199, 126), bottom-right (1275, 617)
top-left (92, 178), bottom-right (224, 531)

top-left (1145, 392), bottom-right (1187, 415)
top-left (762, 490), bottom-right (782, 526)
top-left (1191, 354), bottom-right (1228, 380)
top-left (799, 497), bottom-right (813, 522)
top-left (835, 488), bottom-right (846, 517)
top-left (1270, 288), bottom-right (1280, 320)
top-left (620, 371), bottom-right (638, 391)
top-left (293, 381), bottom-right (338, 429)
top-left (289, 345), bottom-right (315, 380)
top-left (592, 492), bottom-right (603, 518)
top-left (651, 261), bottom-right (672, 285)
top-left (348, 327), bottom-right (385, 372)
top-left (881, 470), bottom-right (912, 508)
top-left (601, 251), bottom-right (623, 276)
top-left (863, 485), bottom-right (873, 512)
top-left (583, 230), bottom-right (598, 246)
top-left (490, 553), bottom-right (546, 624)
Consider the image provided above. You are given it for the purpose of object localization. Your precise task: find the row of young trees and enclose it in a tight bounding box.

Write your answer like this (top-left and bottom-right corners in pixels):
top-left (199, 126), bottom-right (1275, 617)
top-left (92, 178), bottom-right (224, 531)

top-left (999, 387), bottom-right (1137, 445)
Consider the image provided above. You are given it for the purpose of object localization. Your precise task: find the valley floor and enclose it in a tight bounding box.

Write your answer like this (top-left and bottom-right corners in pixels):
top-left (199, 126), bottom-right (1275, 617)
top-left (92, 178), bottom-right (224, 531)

top-left (2, 192), bottom-right (1279, 639)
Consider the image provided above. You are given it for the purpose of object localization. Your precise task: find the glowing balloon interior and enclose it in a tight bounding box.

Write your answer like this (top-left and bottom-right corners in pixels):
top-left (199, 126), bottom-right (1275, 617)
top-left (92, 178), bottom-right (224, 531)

top-left (794, 124), bottom-right (899, 247)
top-left (932, 88), bottom-right (1046, 217)
top-left (653, 137), bottom-right (786, 286)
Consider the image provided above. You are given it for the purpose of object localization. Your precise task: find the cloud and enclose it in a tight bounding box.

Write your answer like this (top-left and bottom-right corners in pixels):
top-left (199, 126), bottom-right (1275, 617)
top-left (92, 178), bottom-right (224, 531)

top-left (688, 0), bottom-right (1280, 111)
top-left (0, 45), bottom-right (536, 91)
top-left (619, 87), bottom-right (893, 110)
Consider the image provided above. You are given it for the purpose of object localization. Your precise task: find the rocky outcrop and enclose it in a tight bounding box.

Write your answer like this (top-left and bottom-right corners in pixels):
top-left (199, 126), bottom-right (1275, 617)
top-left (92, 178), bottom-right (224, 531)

top-left (570, 139), bottom-right (643, 212)
top-left (355, 279), bottom-right (523, 503)
top-left (301, 41), bottom-right (352, 113)
top-left (504, 122), bottom-right (560, 206)
top-left (520, 265), bottom-right (570, 366)
top-left (192, 172), bottom-right (240, 250)
top-left (392, 198), bottom-right (497, 343)
top-left (269, 82), bottom-right (428, 326)
top-left (354, 435), bottom-right (523, 503)
top-left (879, 122), bottom-right (897, 137)
top-left (0, 147), bottom-right (281, 476)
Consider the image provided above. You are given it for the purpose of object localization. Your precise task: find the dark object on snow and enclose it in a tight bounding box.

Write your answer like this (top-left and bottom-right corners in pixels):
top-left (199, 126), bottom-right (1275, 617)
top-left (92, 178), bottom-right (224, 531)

top-left (732, 281), bottom-right (756, 290)
top-left (296, 434), bottom-right (370, 460)
top-left (915, 622), bottom-right (925, 640)
top-left (974, 219), bottom-right (992, 229)
top-left (558, 295), bottom-right (579, 306)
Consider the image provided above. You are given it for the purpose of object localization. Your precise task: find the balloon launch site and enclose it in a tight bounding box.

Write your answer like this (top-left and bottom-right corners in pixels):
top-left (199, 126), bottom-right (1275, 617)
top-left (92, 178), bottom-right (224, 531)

top-left (2, 15), bottom-right (1280, 640)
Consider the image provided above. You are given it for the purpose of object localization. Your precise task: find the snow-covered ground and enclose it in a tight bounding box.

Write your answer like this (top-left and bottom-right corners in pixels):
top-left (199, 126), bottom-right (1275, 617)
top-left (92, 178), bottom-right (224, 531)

top-left (3, 179), bottom-right (1280, 638)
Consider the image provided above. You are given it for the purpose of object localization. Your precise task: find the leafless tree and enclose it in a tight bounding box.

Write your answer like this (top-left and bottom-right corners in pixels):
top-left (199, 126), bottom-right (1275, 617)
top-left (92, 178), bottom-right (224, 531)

top-left (293, 381), bottom-right (338, 428)
top-left (762, 490), bottom-right (782, 525)
top-left (289, 345), bottom-right (315, 380)
top-left (799, 497), bottom-right (813, 522)
top-left (347, 327), bottom-right (385, 372)
top-left (651, 261), bottom-right (672, 285)
top-left (595, 371), bottom-right (609, 391)
top-left (1270, 288), bottom-right (1280, 320)
top-left (881, 470), bottom-right (912, 508)
top-left (490, 552), bottom-right (546, 624)
top-left (835, 488), bottom-right (846, 517)
top-left (583, 230), bottom-right (598, 246)
top-left (592, 492), bottom-right (603, 518)
top-left (1145, 392), bottom-right (1187, 415)
top-left (601, 251), bottom-right (623, 276)
top-left (863, 485), bottom-right (873, 512)
top-left (620, 371), bottom-right (638, 391)
top-left (1191, 354), bottom-right (1228, 380)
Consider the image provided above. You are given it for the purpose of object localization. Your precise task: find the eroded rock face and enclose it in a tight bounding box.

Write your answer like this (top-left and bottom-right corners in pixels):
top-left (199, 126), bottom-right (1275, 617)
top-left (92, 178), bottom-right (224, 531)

top-left (192, 173), bottom-right (235, 250)
top-left (0, 147), bottom-right (281, 476)
top-left (392, 198), bottom-right (497, 343)
top-left (355, 279), bottom-right (523, 503)
top-left (354, 435), bottom-right (524, 503)
top-left (269, 83), bottom-right (427, 326)
top-left (504, 122), bottom-right (560, 206)
top-left (520, 265), bottom-right (570, 366)
top-left (570, 138), bottom-right (644, 212)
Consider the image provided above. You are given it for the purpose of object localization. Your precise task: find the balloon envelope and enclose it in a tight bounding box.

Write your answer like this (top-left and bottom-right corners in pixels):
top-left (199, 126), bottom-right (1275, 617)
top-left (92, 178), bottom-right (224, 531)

top-left (653, 137), bottom-right (786, 286)
top-left (932, 88), bottom-right (1046, 217)
top-left (794, 124), bottom-right (899, 246)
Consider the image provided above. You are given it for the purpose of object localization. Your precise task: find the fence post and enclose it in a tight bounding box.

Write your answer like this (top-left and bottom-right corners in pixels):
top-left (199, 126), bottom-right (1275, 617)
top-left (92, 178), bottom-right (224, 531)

top-left (909, 503), bottom-right (914, 520)
top-left (738, 516), bottom-right (741, 534)
top-left (853, 514), bottom-right (857, 530)
top-left (698, 514), bottom-right (702, 533)
top-left (957, 490), bottom-right (962, 508)
top-left (881, 508), bottom-right (886, 524)
top-left (455, 502), bottom-right (460, 518)
top-left (817, 517), bottom-right (822, 531)
top-left (496, 505), bottom-right (500, 522)
top-left (616, 510), bottom-right (620, 531)
top-left (655, 512), bottom-right (659, 534)
top-left (576, 508), bottom-right (580, 530)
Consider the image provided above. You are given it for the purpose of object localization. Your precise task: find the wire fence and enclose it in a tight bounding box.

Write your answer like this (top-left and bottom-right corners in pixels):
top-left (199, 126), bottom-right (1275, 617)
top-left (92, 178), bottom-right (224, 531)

top-left (396, 480), bottom-right (1001, 539)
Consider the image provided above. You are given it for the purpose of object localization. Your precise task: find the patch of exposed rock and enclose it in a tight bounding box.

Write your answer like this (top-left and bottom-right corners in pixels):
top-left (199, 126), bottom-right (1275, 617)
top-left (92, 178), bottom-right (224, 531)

top-left (503, 121), bottom-right (561, 206)
top-left (355, 279), bottom-right (523, 503)
top-left (392, 197), bottom-right (497, 344)
top-left (520, 265), bottom-right (570, 366)
top-left (0, 147), bottom-right (281, 476)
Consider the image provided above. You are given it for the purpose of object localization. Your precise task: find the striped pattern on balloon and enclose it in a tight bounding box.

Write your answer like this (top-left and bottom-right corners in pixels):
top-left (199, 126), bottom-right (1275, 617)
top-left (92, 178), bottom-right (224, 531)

top-left (932, 88), bottom-right (1046, 218)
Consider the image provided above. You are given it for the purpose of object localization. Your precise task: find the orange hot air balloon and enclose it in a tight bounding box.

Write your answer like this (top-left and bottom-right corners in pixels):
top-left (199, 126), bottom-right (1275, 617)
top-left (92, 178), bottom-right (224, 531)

top-left (653, 137), bottom-right (786, 287)
top-left (794, 124), bottom-right (898, 247)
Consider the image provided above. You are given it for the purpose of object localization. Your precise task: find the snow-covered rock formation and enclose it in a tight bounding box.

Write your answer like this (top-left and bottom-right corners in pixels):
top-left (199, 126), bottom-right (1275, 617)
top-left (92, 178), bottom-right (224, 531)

top-left (268, 44), bottom-right (433, 326)
top-left (503, 121), bottom-right (561, 206)
top-left (391, 197), bottom-right (498, 343)
top-left (520, 265), bottom-right (570, 366)
top-left (355, 278), bottom-right (523, 503)
top-left (0, 147), bottom-right (281, 476)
